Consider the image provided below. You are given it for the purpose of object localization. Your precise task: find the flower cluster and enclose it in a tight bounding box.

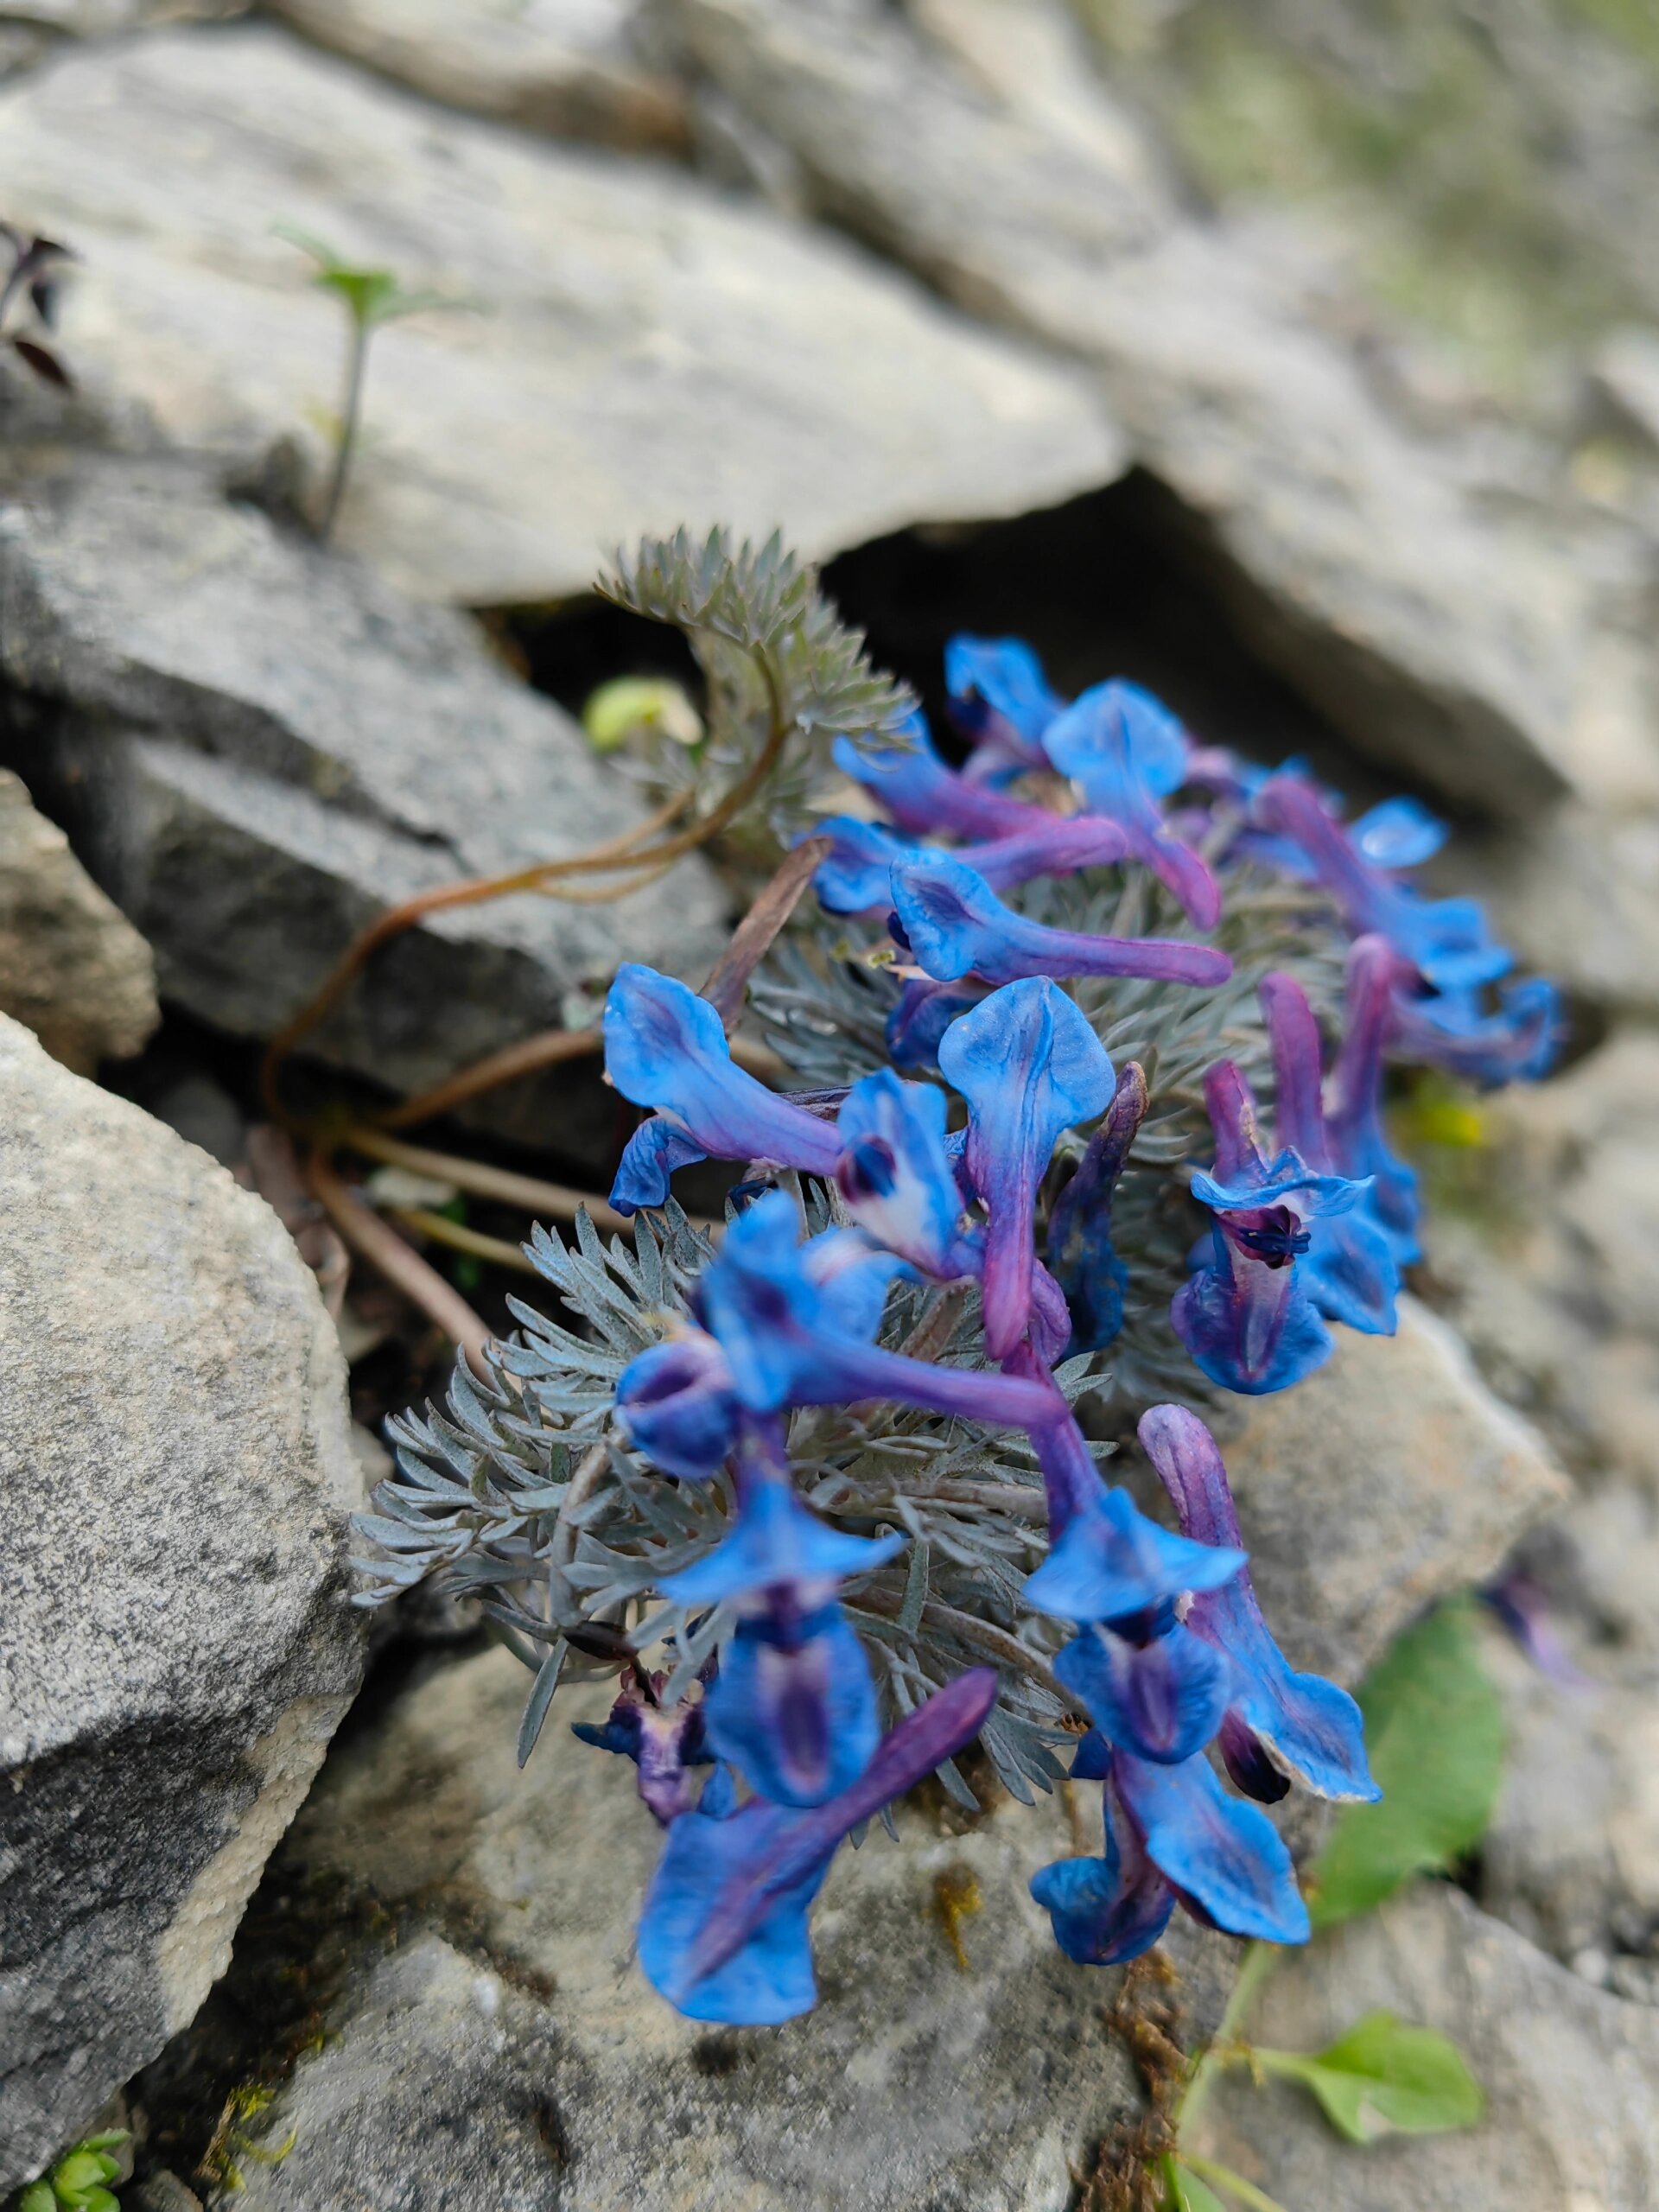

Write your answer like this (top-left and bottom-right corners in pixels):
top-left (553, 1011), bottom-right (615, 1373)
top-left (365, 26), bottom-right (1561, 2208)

top-left (363, 618), bottom-right (1559, 2027)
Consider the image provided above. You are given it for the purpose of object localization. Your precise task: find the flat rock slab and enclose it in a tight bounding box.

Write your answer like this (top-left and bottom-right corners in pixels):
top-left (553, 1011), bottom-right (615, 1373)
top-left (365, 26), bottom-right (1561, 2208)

top-left (222, 1648), bottom-right (1175, 2212)
top-left (0, 1016), bottom-right (365, 2192)
top-left (669, 0), bottom-right (1585, 814)
top-left (1205, 1294), bottom-right (1567, 1686)
top-left (0, 765), bottom-right (157, 1071)
top-left (1199, 1884), bottom-right (1659, 2212)
top-left (0, 452), bottom-right (726, 1156)
top-left (270, 0), bottom-right (689, 150)
top-left (0, 24), bottom-right (1126, 605)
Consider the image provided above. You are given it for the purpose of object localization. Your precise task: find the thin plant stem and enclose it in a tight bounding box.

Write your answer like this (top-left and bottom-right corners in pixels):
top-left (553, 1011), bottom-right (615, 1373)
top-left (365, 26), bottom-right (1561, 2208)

top-left (700, 833), bottom-right (830, 1030)
top-left (1174, 1940), bottom-right (1281, 2139)
top-left (377, 1027), bottom-right (602, 1131)
top-left (1179, 2152), bottom-right (1291, 2212)
top-left (387, 1205), bottom-right (543, 1274)
top-left (316, 315), bottom-right (369, 543)
top-left (345, 1126), bottom-right (634, 1234)
top-left (308, 1152), bottom-right (493, 1376)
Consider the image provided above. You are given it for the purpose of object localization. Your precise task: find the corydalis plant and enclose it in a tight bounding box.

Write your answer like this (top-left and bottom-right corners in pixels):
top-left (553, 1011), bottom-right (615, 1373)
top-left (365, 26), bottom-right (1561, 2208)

top-left (353, 542), bottom-right (1560, 2027)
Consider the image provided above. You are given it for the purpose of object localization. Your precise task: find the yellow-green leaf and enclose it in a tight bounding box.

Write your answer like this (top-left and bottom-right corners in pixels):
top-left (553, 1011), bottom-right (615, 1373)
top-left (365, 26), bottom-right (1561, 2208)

top-left (1257, 2010), bottom-right (1484, 2144)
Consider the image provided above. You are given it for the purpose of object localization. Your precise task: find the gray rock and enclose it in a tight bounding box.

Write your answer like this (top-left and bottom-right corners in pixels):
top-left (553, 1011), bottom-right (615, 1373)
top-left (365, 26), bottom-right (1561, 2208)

top-left (1456, 801), bottom-right (1659, 1016)
top-left (1, 0), bottom-right (243, 30)
top-left (270, 0), bottom-right (690, 150)
top-left (1205, 1294), bottom-right (1567, 1685)
top-left (669, 0), bottom-right (1589, 814)
top-left (1198, 1884), bottom-right (1659, 2212)
top-left (1587, 325), bottom-right (1659, 451)
top-left (0, 766), bottom-right (158, 1072)
top-left (222, 1649), bottom-right (1163, 2212)
top-left (0, 452), bottom-right (726, 1157)
top-left (0, 24), bottom-right (1128, 605)
top-left (0, 1015), bottom-right (365, 2193)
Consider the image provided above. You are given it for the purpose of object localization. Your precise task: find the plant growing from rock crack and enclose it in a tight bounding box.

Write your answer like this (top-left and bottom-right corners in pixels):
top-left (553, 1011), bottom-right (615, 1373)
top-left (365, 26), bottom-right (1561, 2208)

top-left (349, 531), bottom-right (1558, 2075)
top-left (18, 2132), bottom-right (128, 2212)
top-left (276, 226), bottom-right (466, 543)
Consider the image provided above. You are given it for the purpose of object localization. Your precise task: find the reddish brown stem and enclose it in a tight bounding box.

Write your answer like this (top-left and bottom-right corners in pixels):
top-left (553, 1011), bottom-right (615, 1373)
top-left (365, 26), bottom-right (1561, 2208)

top-left (308, 1152), bottom-right (494, 1376)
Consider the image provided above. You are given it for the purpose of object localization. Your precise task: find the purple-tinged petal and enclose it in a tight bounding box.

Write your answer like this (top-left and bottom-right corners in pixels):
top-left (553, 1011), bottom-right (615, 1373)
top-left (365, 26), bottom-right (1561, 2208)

top-left (1482, 1567), bottom-right (1593, 1691)
top-left (638, 1668), bottom-right (998, 2020)
top-left (1114, 1749), bottom-right (1310, 1944)
top-left (945, 633), bottom-right (1065, 778)
top-left (615, 1332), bottom-right (739, 1479)
top-left (1172, 1221), bottom-right (1337, 1395)
top-left (1261, 970), bottom-right (1332, 1168)
top-left (1041, 681), bottom-right (1220, 926)
top-left (1391, 976), bottom-right (1563, 1087)
top-left (938, 979), bottom-right (1114, 1358)
top-left (1141, 1405), bottom-right (1378, 1802)
top-left (610, 1114), bottom-right (711, 1215)
top-left (1256, 776), bottom-right (1510, 992)
top-left (800, 1229), bottom-right (912, 1339)
top-left (1026, 1482), bottom-right (1246, 1623)
top-left (1217, 1709), bottom-right (1291, 1804)
top-left (572, 1678), bottom-right (710, 1825)
top-left (1327, 935), bottom-right (1421, 1265)
top-left (1190, 1058), bottom-right (1361, 1221)
top-left (886, 976), bottom-right (987, 1072)
top-left (965, 815), bottom-right (1131, 888)
top-left (889, 852), bottom-right (1232, 989)
top-left (706, 1606), bottom-right (883, 1806)
top-left (605, 964), bottom-right (842, 1182)
top-left (1030, 1770), bottom-right (1176, 1966)
top-left (1047, 1061), bottom-right (1147, 1355)
top-left (1027, 1257), bottom-right (1075, 1367)
top-left (696, 1192), bottom-right (1056, 1428)
top-left (836, 1068), bottom-right (968, 1279)
top-left (808, 816), bottom-right (920, 914)
top-left (1056, 1618), bottom-right (1235, 1764)
top-left (833, 715), bottom-right (1052, 840)
top-left (1301, 1208), bottom-right (1401, 1336)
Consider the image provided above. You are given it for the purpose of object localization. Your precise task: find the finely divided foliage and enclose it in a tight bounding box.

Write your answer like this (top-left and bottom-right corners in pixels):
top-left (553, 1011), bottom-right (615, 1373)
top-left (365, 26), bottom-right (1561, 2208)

top-left (355, 532), bottom-right (1559, 2025)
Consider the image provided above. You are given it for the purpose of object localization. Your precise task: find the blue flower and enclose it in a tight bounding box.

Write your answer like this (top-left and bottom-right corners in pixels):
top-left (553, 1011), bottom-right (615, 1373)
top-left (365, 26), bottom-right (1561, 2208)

top-left (679, 1191), bottom-right (1059, 1431)
top-left (889, 851), bottom-right (1232, 989)
top-left (661, 1419), bottom-right (905, 1807)
top-left (1257, 774), bottom-right (1510, 993)
top-left (1140, 1405), bottom-right (1377, 1803)
top-left (834, 1068), bottom-right (975, 1281)
top-left (1041, 681), bottom-right (1221, 927)
top-left (886, 976), bottom-right (986, 1071)
top-left (571, 1670), bottom-right (711, 1824)
top-left (1112, 1745), bottom-right (1310, 1943)
top-left (1258, 970), bottom-right (1402, 1338)
top-left (638, 1667), bottom-right (998, 2021)
top-left (809, 812), bottom-right (1130, 916)
top-left (1391, 976), bottom-right (1562, 1087)
top-left (1030, 1761), bottom-right (1175, 1966)
top-left (938, 979), bottom-right (1116, 1359)
top-left (1054, 1610), bottom-right (1235, 1765)
top-left (1046, 1060), bottom-right (1148, 1354)
top-left (614, 1331), bottom-right (740, 1479)
top-left (834, 713), bottom-right (1053, 841)
top-left (1325, 935), bottom-right (1421, 1267)
top-left (604, 964), bottom-right (842, 1211)
top-left (944, 633), bottom-right (1064, 780)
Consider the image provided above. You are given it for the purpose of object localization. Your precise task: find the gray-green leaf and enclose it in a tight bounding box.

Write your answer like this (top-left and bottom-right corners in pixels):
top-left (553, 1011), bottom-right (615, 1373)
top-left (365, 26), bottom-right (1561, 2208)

top-left (1257, 2009), bottom-right (1484, 2144)
top-left (1307, 1604), bottom-right (1503, 1929)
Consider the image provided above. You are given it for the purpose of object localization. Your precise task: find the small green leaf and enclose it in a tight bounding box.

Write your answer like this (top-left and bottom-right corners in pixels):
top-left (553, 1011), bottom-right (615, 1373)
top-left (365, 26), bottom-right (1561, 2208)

top-left (52, 2151), bottom-right (118, 2195)
top-left (1255, 2010), bottom-right (1484, 2144)
top-left (76, 2190), bottom-right (121, 2212)
top-left (1165, 2156), bottom-right (1229, 2212)
top-left (73, 2137), bottom-right (130, 2156)
top-left (1307, 1603), bottom-right (1503, 1928)
top-left (19, 2183), bottom-right (54, 2212)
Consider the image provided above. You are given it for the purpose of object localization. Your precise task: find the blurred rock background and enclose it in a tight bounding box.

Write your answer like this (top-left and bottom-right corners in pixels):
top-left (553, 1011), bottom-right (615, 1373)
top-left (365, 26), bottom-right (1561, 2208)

top-left (1, 4), bottom-right (1656, 2208)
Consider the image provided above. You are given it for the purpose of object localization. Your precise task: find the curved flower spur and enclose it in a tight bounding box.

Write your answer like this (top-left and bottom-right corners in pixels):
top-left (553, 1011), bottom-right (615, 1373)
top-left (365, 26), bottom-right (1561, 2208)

top-left (353, 599), bottom-right (1561, 2032)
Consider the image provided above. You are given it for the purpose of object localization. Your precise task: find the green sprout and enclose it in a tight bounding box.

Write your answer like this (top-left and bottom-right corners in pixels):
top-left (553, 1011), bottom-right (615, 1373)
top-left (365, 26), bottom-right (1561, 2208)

top-left (276, 226), bottom-right (466, 543)
top-left (18, 2131), bottom-right (129, 2212)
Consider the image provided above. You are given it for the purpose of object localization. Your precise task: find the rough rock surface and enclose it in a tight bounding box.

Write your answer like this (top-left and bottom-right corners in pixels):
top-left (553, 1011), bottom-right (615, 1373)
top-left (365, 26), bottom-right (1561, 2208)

top-left (0, 1016), bottom-right (365, 2192)
top-left (0, 452), bottom-right (726, 1157)
top-left (1204, 1294), bottom-right (1567, 1686)
top-left (1589, 326), bottom-right (1659, 451)
top-left (0, 766), bottom-right (157, 1071)
top-left (216, 1649), bottom-right (1173, 2212)
top-left (271, 0), bottom-right (689, 149)
top-left (668, 0), bottom-right (1585, 814)
top-left (1200, 1884), bottom-right (1659, 2212)
top-left (0, 24), bottom-right (1127, 605)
